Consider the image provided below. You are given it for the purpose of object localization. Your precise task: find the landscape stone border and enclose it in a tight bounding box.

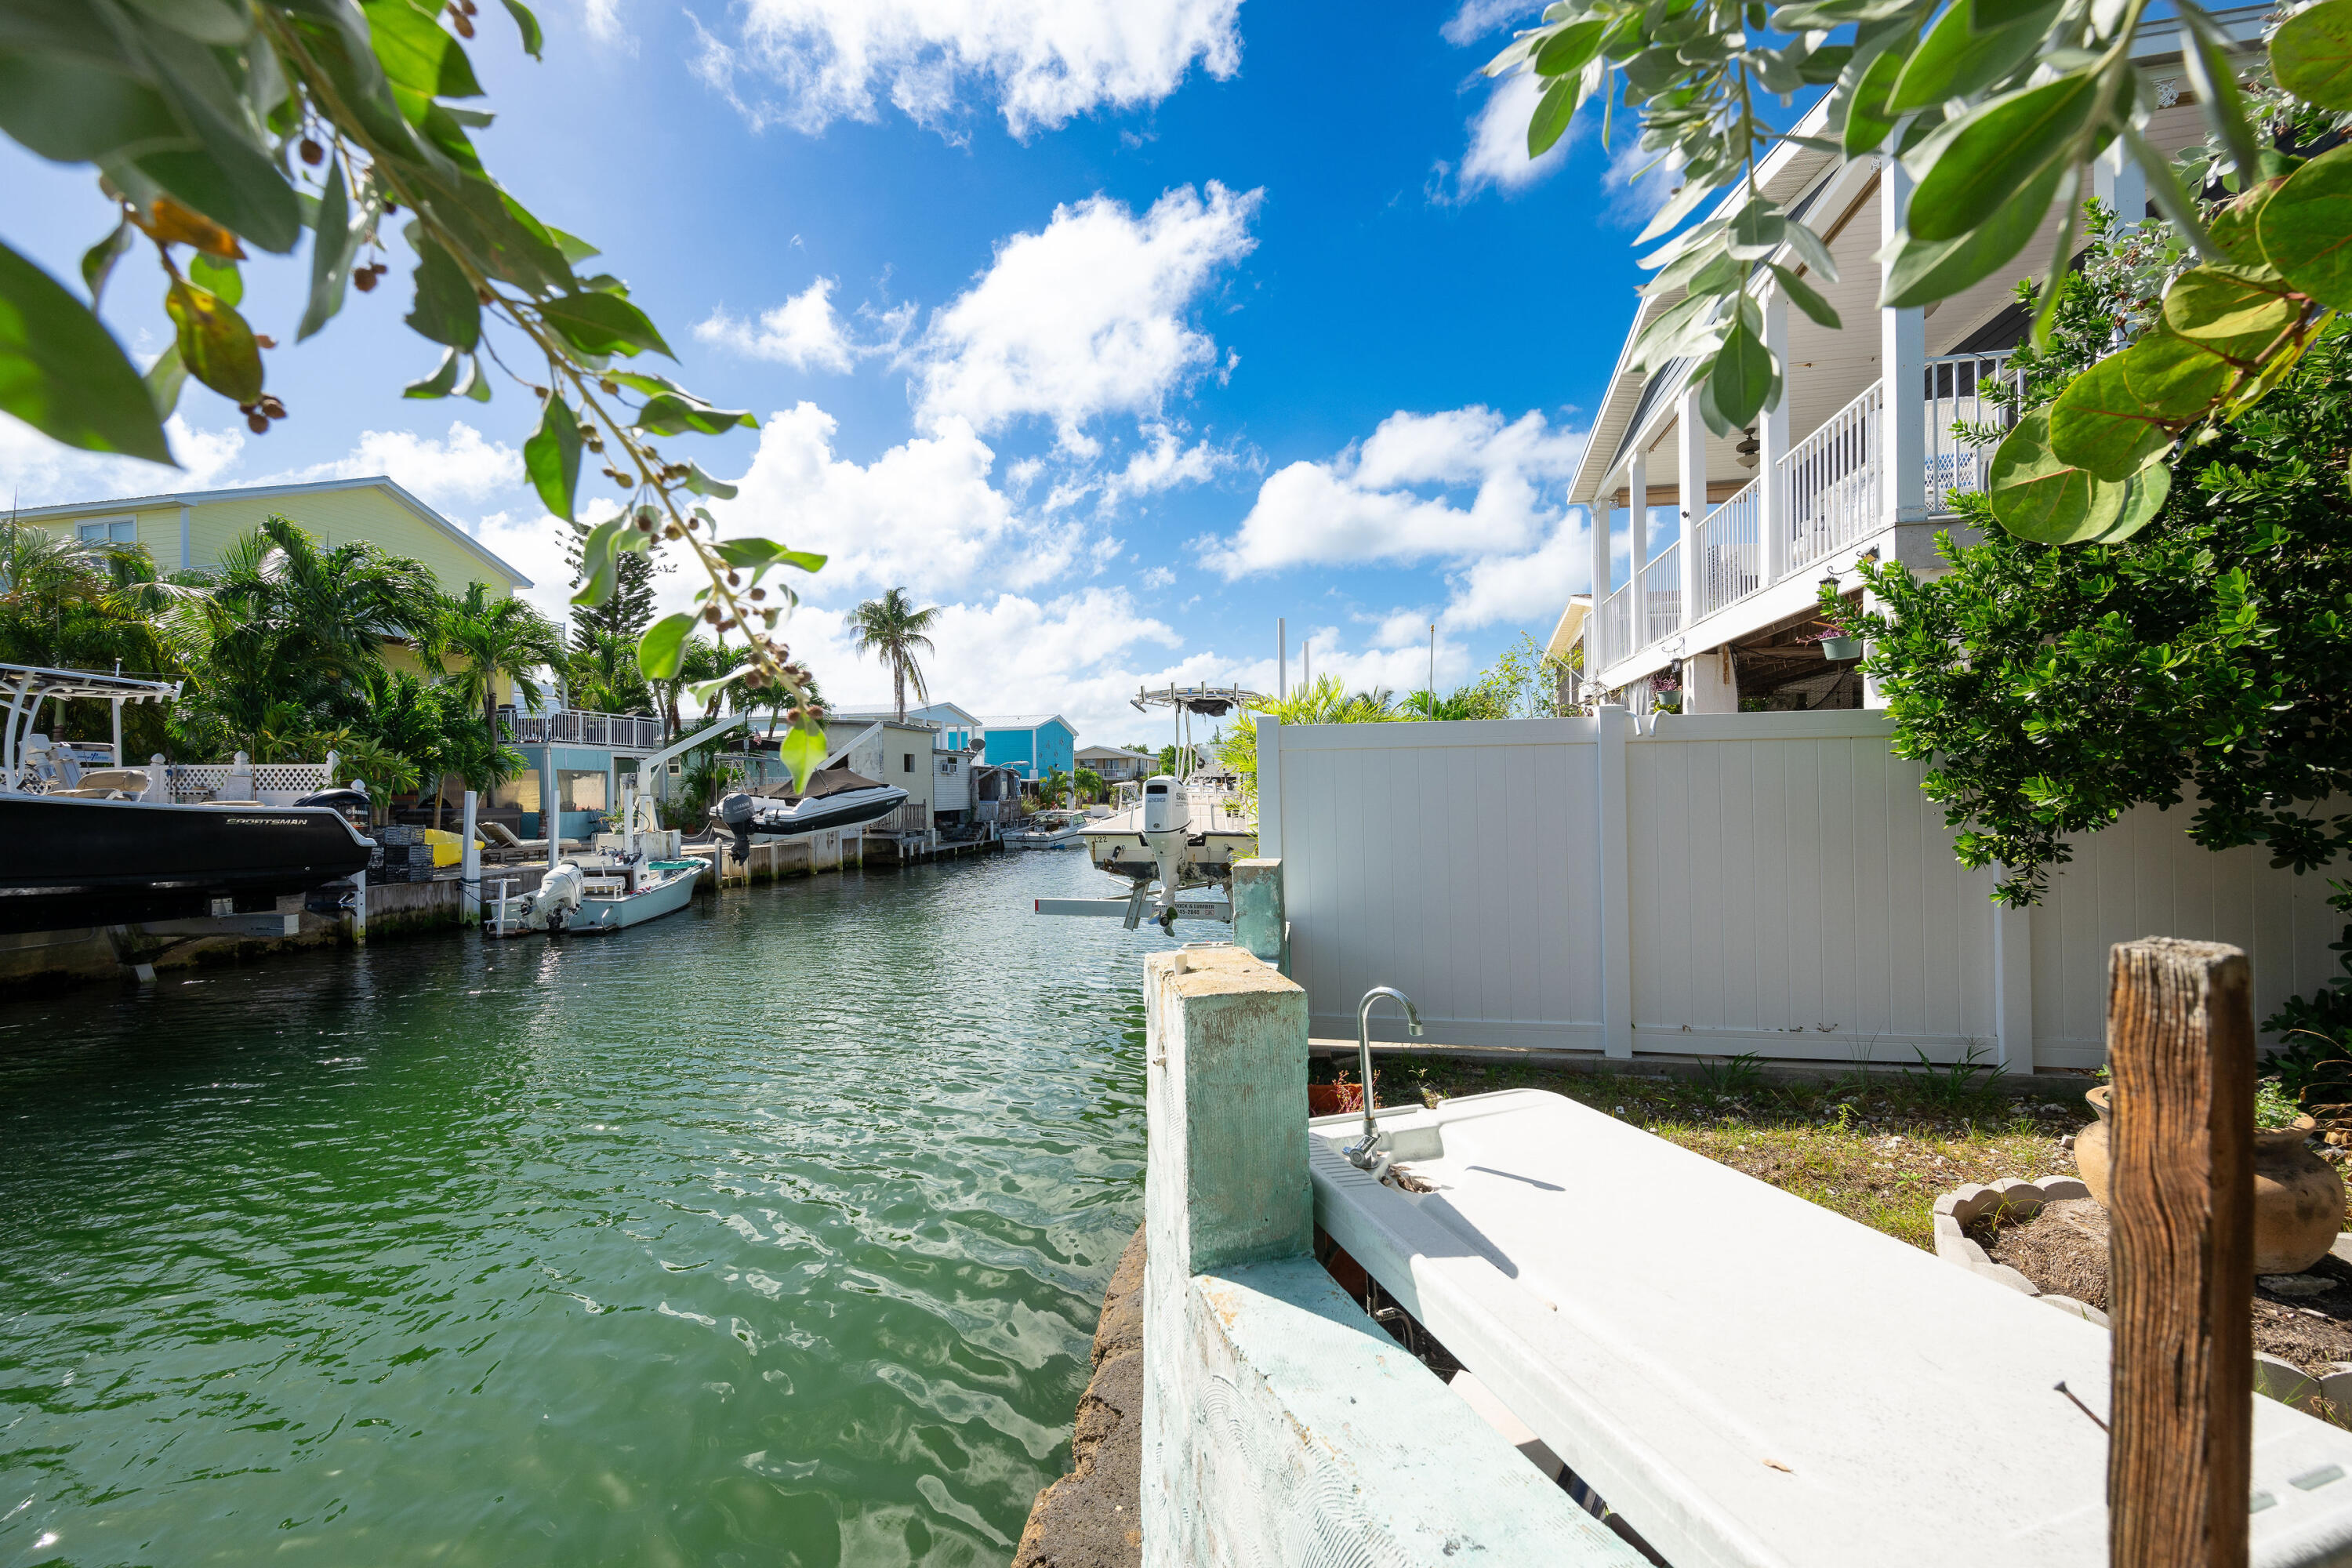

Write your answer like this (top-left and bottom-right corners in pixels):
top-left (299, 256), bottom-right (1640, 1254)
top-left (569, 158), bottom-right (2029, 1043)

top-left (1930, 1177), bottom-right (2352, 1414)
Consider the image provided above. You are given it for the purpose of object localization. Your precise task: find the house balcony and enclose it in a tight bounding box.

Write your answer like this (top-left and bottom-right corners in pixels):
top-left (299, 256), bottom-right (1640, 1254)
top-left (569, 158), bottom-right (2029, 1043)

top-left (497, 706), bottom-right (666, 755)
top-left (1591, 352), bottom-right (2018, 682)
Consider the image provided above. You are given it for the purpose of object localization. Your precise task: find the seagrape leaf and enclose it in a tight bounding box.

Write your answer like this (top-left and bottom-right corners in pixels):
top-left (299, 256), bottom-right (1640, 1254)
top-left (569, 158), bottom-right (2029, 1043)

top-left (683, 463), bottom-right (739, 499)
top-left (0, 56), bottom-right (185, 162)
top-left (165, 277), bottom-right (263, 404)
top-left (2161, 264), bottom-right (2297, 347)
top-left (143, 339), bottom-right (186, 419)
top-left (1889, 0), bottom-right (2053, 113)
top-left (523, 390), bottom-right (582, 520)
top-left (1906, 73), bottom-right (2099, 243)
top-left (2256, 143), bottom-right (2352, 309)
top-left (2102, 461), bottom-right (2172, 545)
top-left (299, 157), bottom-right (358, 341)
top-left (637, 612), bottom-right (695, 681)
top-left (404, 346), bottom-right (460, 397)
top-left (190, 251), bottom-right (241, 306)
top-left (2048, 350), bottom-right (2177, 479)
top-left (572, 516), bottom-right (626, 607)
top-left (405, 234), bottom-right (481, 350)
top-left (2273, 0), bottom-right (2352, 111)
top-left (633, 393), bottom-right (757, 437)
top-left (1988, 411), bottom-right (2126, 543)
top-left (540, 291), bottom-right (671, 358)
top-left (81, 222), bottom-right (135, 305)
top-left (779, 721), bottom-right (827, 791)
top-left (501, 0), bottom-right (544, 57)
top-left (119, 0), bottom-right (251, 45)
top-left (714, 539), bottom-right (826, 573)
top-left (0, 240), bottom-right (172, 462)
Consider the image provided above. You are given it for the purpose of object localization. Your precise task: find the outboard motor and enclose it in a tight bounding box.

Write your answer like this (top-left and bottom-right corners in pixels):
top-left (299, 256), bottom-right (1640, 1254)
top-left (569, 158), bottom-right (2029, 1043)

top-left (530, 863), bottom-right (584, 932)
top-left (716, 791), bottom-right (757, 860)
top-left (1140, 775), bottom-right (1189, 928)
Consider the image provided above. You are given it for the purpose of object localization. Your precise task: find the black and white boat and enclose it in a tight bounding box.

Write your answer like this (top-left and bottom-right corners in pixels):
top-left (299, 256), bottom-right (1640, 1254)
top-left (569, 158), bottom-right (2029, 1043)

top-left (713, 766), bottom-right (909, 858)
top-left (0, 664), bottom-right (374, 935)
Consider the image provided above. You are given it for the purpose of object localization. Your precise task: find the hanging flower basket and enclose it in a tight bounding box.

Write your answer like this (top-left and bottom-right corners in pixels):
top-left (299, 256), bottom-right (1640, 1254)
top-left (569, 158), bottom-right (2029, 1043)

top-left (1817, 637), bottom-right (1862, 661)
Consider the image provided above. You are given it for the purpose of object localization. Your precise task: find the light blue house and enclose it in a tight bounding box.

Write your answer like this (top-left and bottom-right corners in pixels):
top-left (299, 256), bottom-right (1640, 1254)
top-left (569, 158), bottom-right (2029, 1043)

top-left (854, 701), bottom-right (984, 753)
top-left (976, 714), bottom-right (1077, 782)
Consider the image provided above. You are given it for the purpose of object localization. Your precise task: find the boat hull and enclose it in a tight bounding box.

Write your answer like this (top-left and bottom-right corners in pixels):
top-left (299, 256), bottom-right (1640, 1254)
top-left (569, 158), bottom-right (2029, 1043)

top-left (715, 784), bottom-right (909, 854)
top-left (0, 792), bottom-right (374, 935)
top-left (572, 864), bottom-right (701, 931)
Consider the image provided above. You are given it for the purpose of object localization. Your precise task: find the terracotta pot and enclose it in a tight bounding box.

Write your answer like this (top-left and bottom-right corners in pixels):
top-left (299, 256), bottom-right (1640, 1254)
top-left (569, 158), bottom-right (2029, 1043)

top-left (1307, 1081), bottom-right (1363, 1117)
top-left (2075, 1085), bottom-right (2347, 1274)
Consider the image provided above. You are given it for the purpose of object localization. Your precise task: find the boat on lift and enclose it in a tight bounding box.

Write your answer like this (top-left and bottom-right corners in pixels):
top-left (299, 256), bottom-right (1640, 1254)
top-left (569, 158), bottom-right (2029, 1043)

top-left (488, 784), bottom-right (703, 936)
top-left (0, 663), bottom-right (373, 935)
top-left (713, 765), bottom-right (909, 858)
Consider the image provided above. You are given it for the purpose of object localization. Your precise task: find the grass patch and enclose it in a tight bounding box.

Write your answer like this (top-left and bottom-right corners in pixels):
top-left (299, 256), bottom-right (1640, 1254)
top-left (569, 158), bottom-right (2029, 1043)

top-left (1313, 1054), bottom-right (2095, 1253)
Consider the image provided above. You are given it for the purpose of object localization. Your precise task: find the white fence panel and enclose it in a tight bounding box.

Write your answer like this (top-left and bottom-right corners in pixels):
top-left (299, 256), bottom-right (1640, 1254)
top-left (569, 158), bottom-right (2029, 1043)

top-left (1277, 718), bottom-right (1602, 1049)
top-left (1266, 710), bottom-right (2336, 1069)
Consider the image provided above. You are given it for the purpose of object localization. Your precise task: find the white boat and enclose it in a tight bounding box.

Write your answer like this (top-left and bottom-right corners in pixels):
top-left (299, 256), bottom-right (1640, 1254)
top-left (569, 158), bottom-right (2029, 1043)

top-left (1004, 811), bottom-right (1087, 848)
top-left (488, 782), bottom-right (705, 936)
top-left (1080, 780), bottom-right (1254, 885)
top-left (714, 767), bottom-right (909, 857)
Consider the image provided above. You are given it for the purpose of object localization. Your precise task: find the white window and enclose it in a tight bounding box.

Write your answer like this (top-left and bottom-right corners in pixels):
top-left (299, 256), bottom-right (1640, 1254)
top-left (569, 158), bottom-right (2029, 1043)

top-left (76, 517), bottom-right (136, 545)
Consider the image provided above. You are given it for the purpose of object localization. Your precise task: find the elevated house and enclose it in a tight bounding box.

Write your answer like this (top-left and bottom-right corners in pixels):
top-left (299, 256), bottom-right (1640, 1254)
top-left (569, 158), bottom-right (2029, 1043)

top-left (975, 713), bottom-right (1077, 784)
top-left (1076, 743), bottom-right (1156, 785)
top-left (1568, 13), bottom-right (2253, 712)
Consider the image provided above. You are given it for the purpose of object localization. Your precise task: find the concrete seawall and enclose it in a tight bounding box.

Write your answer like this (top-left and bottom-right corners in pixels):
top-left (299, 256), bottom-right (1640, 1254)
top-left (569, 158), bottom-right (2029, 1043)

top-left (1016, 1225), bottom-right (1145, 1568)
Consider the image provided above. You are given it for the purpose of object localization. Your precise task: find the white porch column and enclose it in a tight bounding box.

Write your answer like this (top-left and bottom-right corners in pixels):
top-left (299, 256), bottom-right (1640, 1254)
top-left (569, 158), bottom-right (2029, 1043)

top-left (1760, 287), bottom-right (1791, 586)
top-left (2092, 141), bottom-right (2148, 226)
top-left (1879, 157), bottom-right (1927, 527)
top-left (1675, 385), bottom-right (1706, 637)
top-left (1588, 486), bottom-right (1613, 670)
top-left (1626, 449), bottom-right (1649, 641)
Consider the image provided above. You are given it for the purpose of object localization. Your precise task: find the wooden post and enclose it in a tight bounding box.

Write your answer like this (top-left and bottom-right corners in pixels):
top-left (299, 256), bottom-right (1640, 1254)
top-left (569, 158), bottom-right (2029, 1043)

top-left (2107, 937), bottom-right (2254, 1568)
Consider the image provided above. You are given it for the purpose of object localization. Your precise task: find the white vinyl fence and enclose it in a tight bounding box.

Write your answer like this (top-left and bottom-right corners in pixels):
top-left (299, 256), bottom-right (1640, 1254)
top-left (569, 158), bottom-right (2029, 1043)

top-left (1256, 710), bottom-right (2339, 1073)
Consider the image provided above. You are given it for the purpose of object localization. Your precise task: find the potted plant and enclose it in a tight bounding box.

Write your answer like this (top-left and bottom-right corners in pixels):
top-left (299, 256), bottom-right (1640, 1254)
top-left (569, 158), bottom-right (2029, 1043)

top-left (2076, 1073), bottom-right (2346, 1275)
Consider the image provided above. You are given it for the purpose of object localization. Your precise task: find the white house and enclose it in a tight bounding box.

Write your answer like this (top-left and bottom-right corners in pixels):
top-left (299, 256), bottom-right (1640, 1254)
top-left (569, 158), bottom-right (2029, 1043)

top-left (1569, 10), bottom-right (2256, 713)
top-left (1077, 744), bottom-right (1156, 784)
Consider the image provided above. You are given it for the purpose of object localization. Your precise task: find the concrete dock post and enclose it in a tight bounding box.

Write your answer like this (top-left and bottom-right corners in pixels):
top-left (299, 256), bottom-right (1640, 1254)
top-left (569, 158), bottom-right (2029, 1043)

top-left (460, 790), bottom-right (481, 926)
top-left (1229, 858), bottom-right (1285, 971)
top-left (145, 753), bottom-right (168, 802)
top-left (351, 869), bottom-right (368, 946)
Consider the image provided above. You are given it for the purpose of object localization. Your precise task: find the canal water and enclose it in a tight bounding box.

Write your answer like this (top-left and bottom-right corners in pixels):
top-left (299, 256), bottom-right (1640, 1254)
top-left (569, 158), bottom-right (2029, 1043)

top-left (0, 849), bottom-right (1176, 1566)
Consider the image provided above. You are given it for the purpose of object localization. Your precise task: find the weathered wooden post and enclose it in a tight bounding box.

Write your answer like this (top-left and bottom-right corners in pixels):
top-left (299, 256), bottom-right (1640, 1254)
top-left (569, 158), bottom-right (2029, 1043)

top-left (2107, 937), bottom-right (2254, 1568)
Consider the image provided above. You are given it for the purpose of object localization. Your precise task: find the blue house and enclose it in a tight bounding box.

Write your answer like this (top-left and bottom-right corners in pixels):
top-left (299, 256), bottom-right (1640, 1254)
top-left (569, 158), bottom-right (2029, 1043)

top-left (976, 714), bottom-right (1076, 782)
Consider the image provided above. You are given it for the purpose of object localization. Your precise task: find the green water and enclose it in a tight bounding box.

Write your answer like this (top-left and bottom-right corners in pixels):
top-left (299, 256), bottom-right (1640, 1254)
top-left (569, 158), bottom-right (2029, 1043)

top-left (0, 851), bottom-right (1168, 1566)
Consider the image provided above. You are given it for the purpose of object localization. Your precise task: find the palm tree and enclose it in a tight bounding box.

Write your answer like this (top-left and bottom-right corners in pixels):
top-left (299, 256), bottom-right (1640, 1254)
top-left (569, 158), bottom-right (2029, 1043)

top-left (568, 626), bottom-right (652, 716)
top-left (430, 583), bottom-right (564, 824)
top-left (851, 587), bottom-right (939, 723)
top-left (648, 634), bottom-right (733, 742)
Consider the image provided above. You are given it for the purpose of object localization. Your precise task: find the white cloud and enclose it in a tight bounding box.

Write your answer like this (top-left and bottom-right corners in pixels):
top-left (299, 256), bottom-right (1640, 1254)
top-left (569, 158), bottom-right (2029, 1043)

top-left (690, 0), bottom-right (1243, 138)
top-left (1439, 511), bottom-right (1591, 630)
top-left (264, 421), bottom-right (522, 512)
top-left (0, 412), bottom-right (243, 510)
top-left (1445, 68), bottom-right (1572, 200)
top-left (474, 510), bottom-right (584, 619)
top-left (695, 278), bottom-right (858, 372)
top-left (706, 401), bottom-right (1075, 601)
top-left (1105, 424), bottom-right (1231, 499)
top-left (912, 183), bottom-right (1261, 453)
top-left (1207, 405), bottom-right (1584, 578)
top-left (1137, 564), bottom-right (1175, 590)
top-left (1442, 0), bottom-right (1531, 47)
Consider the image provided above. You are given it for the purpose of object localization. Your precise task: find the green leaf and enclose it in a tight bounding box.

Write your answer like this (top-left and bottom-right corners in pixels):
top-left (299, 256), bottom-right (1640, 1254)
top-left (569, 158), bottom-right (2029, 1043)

top-left (404, 346), bottom-right (461, 397)
top-left (119, 0), bottom-right (252, 45)
top-left (685, 668), bottom-right (746, 706)
top-left (714, 538), bottom-right (826, 573)
top-left (298, 156), bottom-right (359, 341)
top-left (1766, 262), bottom-right (1842, 328)
top-left (498, 0), bottom-right (544, 56)
top-left (1706, 306), bottom-right (1775, 432)
top-left (1533, 18), bottom-right (1606, 75)
top-left (165, 277), bottom-right (262, 404)
top-left (632, 392), bottom-right (757, 437)
top-left (539, 291), bottom-right (672, 358)
top-left (637, 612), bottom-right (695, 680)
top-left (189, 251), bottom-right (241, 307)
top-left (2179, 11), bottom-right (2261, 187)
top-left (422, 176), bottom-right (572, 296)
top-left (2207, 178), bottom-right (2282, 267)
top-left (1878, 160), bottom-right (2064, 307)
top-left (2047, 350), bottom-right (2181, 480)
top-left (81, 222), bottom-right (135, 307)
top-left (460, 354), bottom-right (492, 401)
top-left (0, 56), bottom-right (186, 163)
top-left (1842, 40), bottom-right (1911, 156)
top-left (1527, 74), bottom-right (1581, 158)
top-left (2102, 460), bottom-right (2172, 545)
top-left (405, 234), bottom-right (481, 350)
top-left (683, 462), bottom-right (739, 499)
top-left (362, 0), bottom-right (482, 106)
top-left (548, 225), bottom-right (598, 265)
top-left (1889, 0), bottom-right (2053, 113)
top-left (523, 390), bottom-right (583, 521)
top-left (143, 339), bottom-right (186, 419)
top-left (0, 240), bottom-right (172, 463)
top-left (572, 517), bottom-right (626, 608)
top-left (1905, 73), bottom-right (2099, 243)
top-left (1635, 172), bottom-right (1725, 245)
top-left (779, 720), bottom-right (827, 792)
top-left (2161, 263), bottom-right (2298, 347)
top-left (1987, 411), bottom-right (2128, 543)
top-left (2273, 0), bottom-right (2352, 111)
top-left (1724, 198), bottom-right (1786, 260)
top-left (2256, 143), bottom-right (2352, 310)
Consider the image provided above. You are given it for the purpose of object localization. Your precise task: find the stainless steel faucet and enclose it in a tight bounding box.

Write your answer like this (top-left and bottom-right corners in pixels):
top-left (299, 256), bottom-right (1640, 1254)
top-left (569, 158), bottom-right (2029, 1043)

top-left (1346, 985), bottom-right (1422, 1170)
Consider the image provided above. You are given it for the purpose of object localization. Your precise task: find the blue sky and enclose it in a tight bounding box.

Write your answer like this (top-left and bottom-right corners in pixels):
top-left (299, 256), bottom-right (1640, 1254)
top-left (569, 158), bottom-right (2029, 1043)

top-left (1, 0), bottom-right (1669, 742)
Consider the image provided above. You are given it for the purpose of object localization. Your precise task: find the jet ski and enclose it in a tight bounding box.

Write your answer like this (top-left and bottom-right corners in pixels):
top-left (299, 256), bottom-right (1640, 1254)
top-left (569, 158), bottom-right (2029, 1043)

top-left (713, 766), bottom-right (909, 858)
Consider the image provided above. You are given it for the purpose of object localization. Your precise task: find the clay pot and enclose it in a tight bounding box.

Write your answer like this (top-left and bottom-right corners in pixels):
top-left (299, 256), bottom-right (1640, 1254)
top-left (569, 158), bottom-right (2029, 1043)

top-left (2075, 1084), bottom-right (2347, 1274)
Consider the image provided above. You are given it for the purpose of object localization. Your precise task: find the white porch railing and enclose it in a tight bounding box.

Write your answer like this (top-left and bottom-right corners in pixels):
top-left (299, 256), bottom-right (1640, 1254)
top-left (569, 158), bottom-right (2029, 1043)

top-left (1640, 541), bottom-right (1682, 647)
top-left (1784, 380), bottom-right (1882, 573)
top-left (499, 707), bottom-right (665, 752)
top-left (1924, 351), bottom-right (2020, 506)
top-left (1598, 582), bottom-right (1634, 669)
top-left (1691, 477), bottom-right (1762, 620)
top-left (165, 753), bottom-right (336, 804)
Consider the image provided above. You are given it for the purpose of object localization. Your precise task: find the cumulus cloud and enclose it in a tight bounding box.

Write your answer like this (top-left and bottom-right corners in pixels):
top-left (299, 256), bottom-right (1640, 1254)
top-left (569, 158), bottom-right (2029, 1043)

top-left (912, 183), bottom-right (1261, 453)
top-left (1105, 424), bottom-right (1232, 499)
top-left (1441, 0), bottom-right (1531, 45)
top-left (695, 278), bottom-right (860, 372)
top-left (1439, 68), bottom-right (1572, 201)
top-left (264, 421), bottom-right (523, 511)
top-left (1438, 511), bottom-right (1592, 630)
top-left (691, 0), bottom-right (1243, 138)
top-left (704, 400), bottom-right (1076, 601)
top-left (0, 412), bottom-right (243, 510)
top-left (1207, 405), bottom-right (1583, 578)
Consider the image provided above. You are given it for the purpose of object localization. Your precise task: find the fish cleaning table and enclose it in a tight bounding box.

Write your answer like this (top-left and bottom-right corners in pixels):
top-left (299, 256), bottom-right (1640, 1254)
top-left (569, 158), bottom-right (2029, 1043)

top-left (1309, 1088), bottom-right (2352, 1568)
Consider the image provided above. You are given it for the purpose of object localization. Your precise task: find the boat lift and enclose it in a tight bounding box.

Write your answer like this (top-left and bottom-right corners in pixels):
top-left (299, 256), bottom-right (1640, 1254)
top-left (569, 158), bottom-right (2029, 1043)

top-left (1, 662), bottom-right (183, 793)
top-left (1126, 681), bottom-right (1261, 783)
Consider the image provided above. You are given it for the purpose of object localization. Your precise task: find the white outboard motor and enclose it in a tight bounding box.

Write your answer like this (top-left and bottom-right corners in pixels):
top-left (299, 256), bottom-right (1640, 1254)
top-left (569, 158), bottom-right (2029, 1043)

top-left (1140, 775), bottom-right (1191, 929)
top-left (496, 862), bottom-right (584, 933)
